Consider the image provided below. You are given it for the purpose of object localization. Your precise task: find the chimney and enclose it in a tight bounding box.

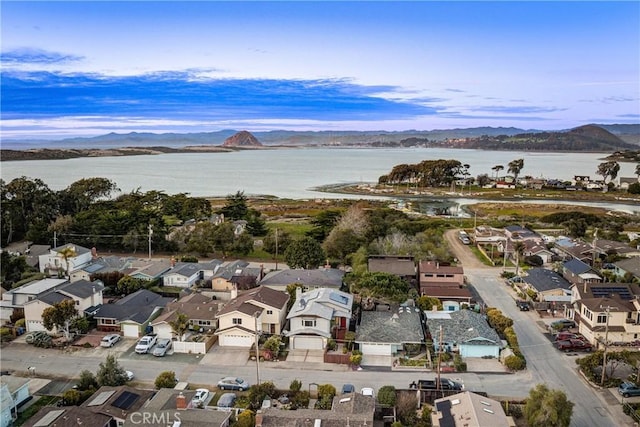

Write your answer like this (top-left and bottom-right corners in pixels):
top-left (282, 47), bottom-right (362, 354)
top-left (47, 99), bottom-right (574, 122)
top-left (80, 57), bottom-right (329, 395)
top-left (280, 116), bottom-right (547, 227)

top-left (91, 286), bottom-right (96, 307)
top-left (91, 247), bottom-right (98, 259)
top-left (255, 412), bottom-right (263, 427)
top-left (171, 257), bottom-right (176, 268)
top-left (176, 392), bottom-right (187, 410)
top-left (230, 285), bottom-right (238, 300)
top-left (296, 287), bottom-right (302, 300)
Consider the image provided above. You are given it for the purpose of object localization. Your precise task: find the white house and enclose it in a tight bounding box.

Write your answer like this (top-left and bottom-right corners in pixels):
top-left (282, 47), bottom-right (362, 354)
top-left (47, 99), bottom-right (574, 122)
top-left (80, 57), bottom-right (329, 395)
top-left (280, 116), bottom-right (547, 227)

top-left (215, 286), bottom-right (289, 347)
top-left (38, 244), bottom-right (93, 277)
top-left (286, 288), bottom-right (353, 350)
top-left (162, 262), bottom-right (202, 288)
top-left (23, 280), bottom-right (104, 333)
top-left (1, 278), bottom-right (68, 324)
top-left (0, 377), bottom-right (31, 427)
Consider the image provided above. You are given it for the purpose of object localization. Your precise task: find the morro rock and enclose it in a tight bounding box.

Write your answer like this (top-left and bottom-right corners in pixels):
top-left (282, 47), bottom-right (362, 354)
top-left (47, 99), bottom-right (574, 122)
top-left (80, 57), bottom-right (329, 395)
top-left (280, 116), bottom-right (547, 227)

top-left (222, 131), bottom-right (262, 147)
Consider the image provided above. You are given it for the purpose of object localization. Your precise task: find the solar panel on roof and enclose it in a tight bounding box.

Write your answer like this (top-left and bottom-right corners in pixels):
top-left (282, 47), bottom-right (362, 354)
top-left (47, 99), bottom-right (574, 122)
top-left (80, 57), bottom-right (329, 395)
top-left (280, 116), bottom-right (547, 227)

top-left (112, 391), bottom-right (140, 410)
top-left (33, 409), bottom-right (65, 426)
top-left (87, 390), bottom-right (116, 406)
top-left (329, 293), bottom-right (349, 305)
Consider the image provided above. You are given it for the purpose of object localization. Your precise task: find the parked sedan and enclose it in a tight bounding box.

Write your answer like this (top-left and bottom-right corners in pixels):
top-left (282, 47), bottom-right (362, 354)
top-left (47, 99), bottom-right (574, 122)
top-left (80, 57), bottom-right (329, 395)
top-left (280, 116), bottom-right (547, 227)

top-left (152, 338), bottom-right (172, 357)
top-left (217, 392), bottom-right (237, 409)
top-left (217, 377), bottom-right (250, 391)
top-left (100, 334), bottom-right (121, 348)
top-left (191, 388), bottom-right (210, 406)
top-left (619, 382), bottom-right (640, 398)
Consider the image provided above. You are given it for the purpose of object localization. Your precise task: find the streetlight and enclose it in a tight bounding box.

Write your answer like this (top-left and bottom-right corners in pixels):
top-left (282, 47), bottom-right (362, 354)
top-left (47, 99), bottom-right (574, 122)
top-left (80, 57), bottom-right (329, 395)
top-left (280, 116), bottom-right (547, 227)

top-left (254, 311), bottom-right (261, 386)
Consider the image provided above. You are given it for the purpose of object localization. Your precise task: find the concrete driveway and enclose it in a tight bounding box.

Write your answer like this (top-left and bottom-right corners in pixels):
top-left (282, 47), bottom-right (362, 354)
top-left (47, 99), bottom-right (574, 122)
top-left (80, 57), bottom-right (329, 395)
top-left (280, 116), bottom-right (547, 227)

top-left (202, 345), bottom-right (250, 366)
top-left (287, 349), bottom-right (324, 363)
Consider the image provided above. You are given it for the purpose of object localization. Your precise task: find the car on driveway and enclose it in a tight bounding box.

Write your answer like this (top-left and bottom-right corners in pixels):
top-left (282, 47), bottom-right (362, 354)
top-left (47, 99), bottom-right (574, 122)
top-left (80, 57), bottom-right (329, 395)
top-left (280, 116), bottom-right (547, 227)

top-left (619, 382), bottom-right (640, 398)
top-left (217, 392), bottom-right (237, 409)
top-left (361, 387), bottom-right (374, 397)
top-left (550, 319), bottom-right (576, 332)
top-left (341, 384), bottom-right (355, 394)
top-left (556, 339), bottom-right (592, 352)
top-left (191, 388), bottom-right (209, 406)
top-left (554, 332), bottom-right (584, 342)
top-left (100, 334), bottom-right (121, 348)
top-left (135, 335), bottom-right (157, 354)
top-left (217, 377), bottom-right (250, 391)
top-left (152, 338), bottom-right (172, 357)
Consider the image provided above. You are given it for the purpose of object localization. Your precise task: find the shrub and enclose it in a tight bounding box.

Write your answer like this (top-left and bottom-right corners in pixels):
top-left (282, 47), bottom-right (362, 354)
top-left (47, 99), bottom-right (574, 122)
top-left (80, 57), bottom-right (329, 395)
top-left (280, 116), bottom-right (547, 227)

top-left (377, 385), bottom-right (397, 407)
top-left (326, 338), bottom-right (337, 351)
top-left (454, 354), bottom-right (467, 372)
top-left (77, 370), bottom-right (98, 391)
top-left (290, 379), bottom-right (302, 393)
top-left (291, 390), bottom-right (310, 409)
top-left (349, 353), bottom-right (362, 366)
top-left (15, 318), bottom-right (25, 328)
top-left (154, 371), bottom-right (178, 389)
top-left (505, 354), bottom-right (527, 371)
top-left (263, 335), bottom-right (282, 353)
top-left (234, 409), bottom-right (255, 427)
top-left (317, 384), bottom-right (336, 401)
top-left (248, 381), bottom-right (276, 410)
top-left (0, 328), bottom-right (14, 343)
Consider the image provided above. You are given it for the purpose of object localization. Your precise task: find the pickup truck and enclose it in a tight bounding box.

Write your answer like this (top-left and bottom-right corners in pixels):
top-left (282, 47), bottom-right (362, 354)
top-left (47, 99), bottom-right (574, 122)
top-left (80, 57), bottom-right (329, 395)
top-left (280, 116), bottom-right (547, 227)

top-left (135, 334), bottom-right (157, 354)
top-left (410, 378), bottom-right (463, 391)
top-left (618, 382), bottom-right (640, 398)
top-left (555, 338), bottom-right (592, 352)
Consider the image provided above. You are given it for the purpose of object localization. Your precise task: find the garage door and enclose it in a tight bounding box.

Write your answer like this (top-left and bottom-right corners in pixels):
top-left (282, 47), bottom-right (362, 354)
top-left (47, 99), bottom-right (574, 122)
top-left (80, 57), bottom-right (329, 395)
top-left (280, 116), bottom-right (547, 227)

top-left (219, 334), bottom-right (253, 347)
top-left (361, 343), bottom-right (392, 356)
top-left (292, 336), bottom-right (324, 350)
top-left (122, 324), bottom-right (140, 338)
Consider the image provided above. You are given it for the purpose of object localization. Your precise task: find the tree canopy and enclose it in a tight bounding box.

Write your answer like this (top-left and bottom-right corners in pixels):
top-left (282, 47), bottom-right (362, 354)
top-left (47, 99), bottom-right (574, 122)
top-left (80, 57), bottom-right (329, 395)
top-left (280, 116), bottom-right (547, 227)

top-left (284, 237), bottom-right (326, 269)
top-left (350, 272), bottom-right (410, 303)
top-left (524, 384), bottom-right (573, 427)
top-left (42, 299), bottom-right (78, 341)
top-left (96, 354), bottom-right (129, 387)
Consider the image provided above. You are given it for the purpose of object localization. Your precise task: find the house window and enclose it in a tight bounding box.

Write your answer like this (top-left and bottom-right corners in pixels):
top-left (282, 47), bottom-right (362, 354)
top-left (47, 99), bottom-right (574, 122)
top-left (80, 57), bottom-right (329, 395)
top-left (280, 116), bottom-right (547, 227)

top-left (597, 314), bottom-right (607, 324)
top-left (75, 300), bottom-right (80, 305)
top-left (196, 320), bottom-right (211, 326)
top-left (232, 318), bottom-right (242, 325)
top-left (303, 319), bottom-right (316, 327)
top-left (267, 310), bottom-right (273, 315)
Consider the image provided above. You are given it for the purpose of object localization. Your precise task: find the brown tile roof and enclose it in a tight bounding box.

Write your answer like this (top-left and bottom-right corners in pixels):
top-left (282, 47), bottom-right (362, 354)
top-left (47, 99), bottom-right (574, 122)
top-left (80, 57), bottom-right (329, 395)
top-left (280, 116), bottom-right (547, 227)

top-left (421, 286), bottom-right (473, 299)
top-left (152, 293), bottom-right (220, 324)
top-left (579, 296), bottom-right (634, 312)
top-left (81, 385), bottom-right (154, 420)
top-left (418, 261), bottom-right (463, 274)
top-left (217, 286), bottom-right (288, 317)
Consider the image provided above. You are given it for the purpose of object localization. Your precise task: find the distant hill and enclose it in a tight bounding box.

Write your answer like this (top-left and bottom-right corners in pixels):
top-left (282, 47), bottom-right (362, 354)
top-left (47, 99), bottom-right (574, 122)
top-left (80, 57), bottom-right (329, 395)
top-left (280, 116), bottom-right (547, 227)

top-left (452, 125), bottom-right (637, 151)
top-left (222, 130), bottom-right (262, 147)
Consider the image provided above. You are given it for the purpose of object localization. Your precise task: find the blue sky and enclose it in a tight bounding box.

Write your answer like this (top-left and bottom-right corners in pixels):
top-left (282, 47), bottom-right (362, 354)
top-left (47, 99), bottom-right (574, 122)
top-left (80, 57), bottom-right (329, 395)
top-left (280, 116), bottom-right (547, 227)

top-left (1, 1), bottom-right (639, 140)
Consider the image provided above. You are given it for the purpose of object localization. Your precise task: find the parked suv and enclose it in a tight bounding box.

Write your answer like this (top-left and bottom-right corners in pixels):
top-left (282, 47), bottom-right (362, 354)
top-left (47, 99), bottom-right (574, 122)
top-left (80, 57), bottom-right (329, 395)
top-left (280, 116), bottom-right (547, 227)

top-left (550, 319), bottom-right (576, 332)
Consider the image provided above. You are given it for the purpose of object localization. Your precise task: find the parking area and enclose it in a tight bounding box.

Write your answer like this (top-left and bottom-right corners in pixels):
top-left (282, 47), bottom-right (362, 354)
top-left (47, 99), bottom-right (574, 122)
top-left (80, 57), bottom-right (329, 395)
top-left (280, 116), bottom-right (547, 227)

top-left (201, 345), bottom-right (250, 366)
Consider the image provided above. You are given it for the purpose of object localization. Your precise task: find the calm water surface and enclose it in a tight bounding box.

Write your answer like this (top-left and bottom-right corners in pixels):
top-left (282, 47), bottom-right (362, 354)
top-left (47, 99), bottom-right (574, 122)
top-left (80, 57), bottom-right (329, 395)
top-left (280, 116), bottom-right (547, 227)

top-left (2, 148), bottom-right (638, 212)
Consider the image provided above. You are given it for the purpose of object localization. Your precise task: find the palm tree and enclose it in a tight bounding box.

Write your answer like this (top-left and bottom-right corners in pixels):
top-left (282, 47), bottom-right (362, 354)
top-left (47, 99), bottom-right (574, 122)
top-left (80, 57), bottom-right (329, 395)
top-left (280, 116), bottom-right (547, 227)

top-left (57, 246), bottom-right (77, 278)
top-left (508, 159), bottom-right (525, 185)
top-left (491, 165), bottom-right (504, 181)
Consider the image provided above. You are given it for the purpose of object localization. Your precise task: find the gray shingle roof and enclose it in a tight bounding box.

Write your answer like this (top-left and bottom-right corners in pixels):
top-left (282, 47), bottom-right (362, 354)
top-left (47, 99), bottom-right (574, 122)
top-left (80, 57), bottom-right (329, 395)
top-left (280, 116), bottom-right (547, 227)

top-left (93, 289), bottom-right (171, 323)
top-left (356, 305), bottom-right (424, 344)
top-left (259, 268), bottom-right (344, 289)
top-left (564, 259), bottom-right (593, 275)
top-left (59, 279), bottom-right (105, 299)
top-left (425, 310), bottom-right (500, 346)
top-left (522, 268), bottom-right (571, 293)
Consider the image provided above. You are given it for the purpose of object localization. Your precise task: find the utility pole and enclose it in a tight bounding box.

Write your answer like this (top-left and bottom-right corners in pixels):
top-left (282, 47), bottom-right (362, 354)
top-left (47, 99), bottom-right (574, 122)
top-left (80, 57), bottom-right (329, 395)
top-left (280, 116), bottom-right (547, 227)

top-left (600, 305), bottom-right (617, 386)
top-left (254, 311), bottom-right (261, 385)
top-left (53, 231), bottom-right (57, 248)
top-left (275, 228), bottom-right (279, 271)
top-left (148, 224), bottom-right (153, 261)
top-left (592, 228), bottom-right (599, 266)
top-left (437, 325), bottom-right (443, 390)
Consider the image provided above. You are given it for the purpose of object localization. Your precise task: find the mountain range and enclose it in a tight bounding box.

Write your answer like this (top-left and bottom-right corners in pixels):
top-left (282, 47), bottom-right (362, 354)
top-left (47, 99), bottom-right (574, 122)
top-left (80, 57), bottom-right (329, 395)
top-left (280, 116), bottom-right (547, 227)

top-left (2, 124), bottom-right (638, 151)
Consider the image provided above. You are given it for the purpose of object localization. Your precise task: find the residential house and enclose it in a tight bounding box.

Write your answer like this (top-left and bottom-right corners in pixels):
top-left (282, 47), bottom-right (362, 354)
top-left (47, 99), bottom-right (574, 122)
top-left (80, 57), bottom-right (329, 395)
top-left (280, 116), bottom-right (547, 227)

top-left (150, 293), bottom-right (220, 339)
top-left (23, 279), bottom-right (104, 332)
top-left (23, 244), bottom-right (51, 270)
top-left (619, 177), bottom-right (639, 190)
top-left (210, 260), bottom-right (262, 298)
top-left (553, 237), bottom-right (594, 264)
top-left (425, 310), bottom-right (502, 358)
top-left (571, 282), bottom-right (640, 345)
top-left (522, 240), bottom-right (554, 264)
top-left (613, 258), bottom-right (640, 282)
top-left (367, 255), bottom-right (416, 283)
top-left (418, 261), bottom-right (465, 296)
top-left (126, 259), bottom-right (172, 281)
top-left (519, 268), bottom-right (572, 302)
top-left (355, 303), bottom-right (424, 366)
top-left (124, 388), bottom-right (231, 427)
top-left (256, 392), bottom-right (375, 427)
top-left (93, 289), bottom-right (172, 337)
top-left (0, 278), bottom-right (68, 324)
top-left (81, 385), bottom-right (154, 425)
top-left (503, 225), bottom-right (541, 242)
top-left (286, 288), bottom-right (353, 350)
top-left (421, 286), bottom-right (473, 307)
top-left (23, 406), bottom-right (112, 427)
top-left (162, 262), bottom-right (203, 288)
top-left (562, 259), bottom-right (602, 286)
top-left (432, 391), bottom-right (513, 427)
top-left (594, 239), bottom-right (640, 259)
top-left (0, 377), bottom-right (30, 427)
top-left (259, 268), bottom-right (345, 292)
top-left (74, 255), bottom-right (134, 282)
top-left (215, 286), bottom-right (289, 347)
top-left (38, 244), bottom-right (93, 277)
